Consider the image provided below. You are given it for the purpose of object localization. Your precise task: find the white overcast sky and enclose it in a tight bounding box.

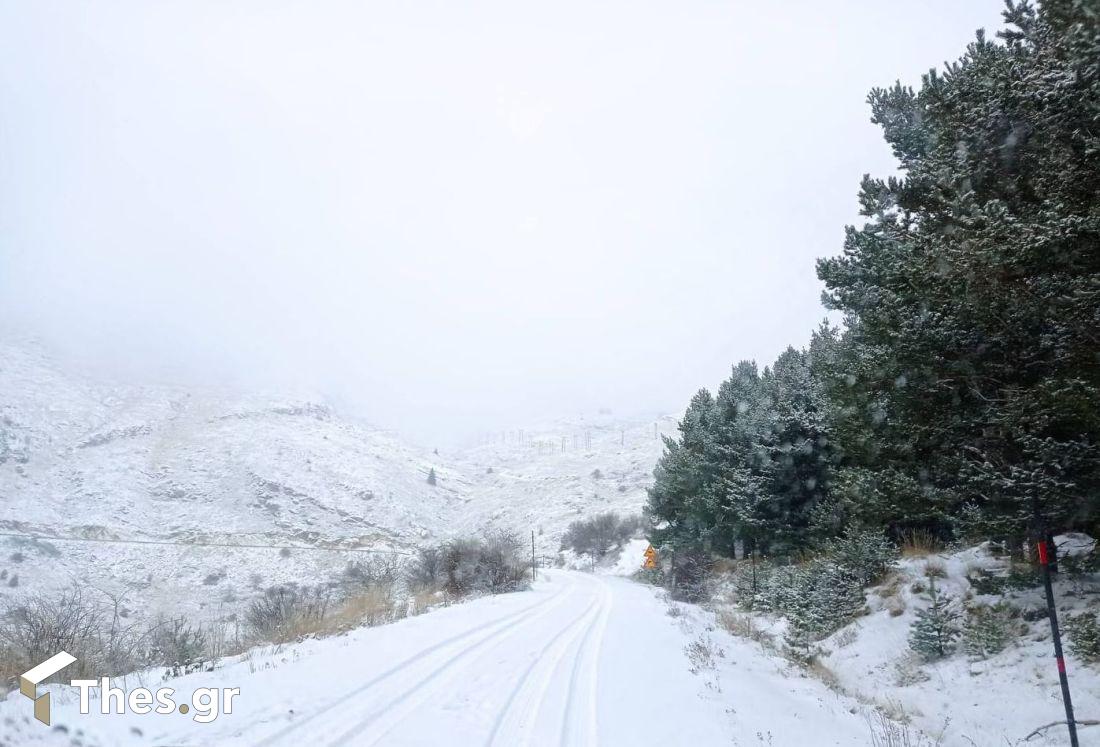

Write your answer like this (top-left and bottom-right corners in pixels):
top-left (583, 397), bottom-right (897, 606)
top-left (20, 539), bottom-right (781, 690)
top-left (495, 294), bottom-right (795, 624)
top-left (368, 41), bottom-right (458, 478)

top-left (0, 1), bottom-right (1005, 442)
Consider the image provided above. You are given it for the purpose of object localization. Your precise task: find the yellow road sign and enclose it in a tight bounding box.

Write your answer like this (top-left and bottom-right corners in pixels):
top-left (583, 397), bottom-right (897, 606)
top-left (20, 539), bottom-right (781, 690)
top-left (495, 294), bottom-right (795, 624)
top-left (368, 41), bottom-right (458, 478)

top-left (642, 544), bottom-right (658, 569)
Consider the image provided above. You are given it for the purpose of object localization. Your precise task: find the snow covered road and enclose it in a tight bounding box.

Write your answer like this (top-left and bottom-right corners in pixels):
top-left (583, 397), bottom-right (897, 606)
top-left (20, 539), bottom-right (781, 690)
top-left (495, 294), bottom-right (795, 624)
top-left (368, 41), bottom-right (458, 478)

top-left (3, 570), bottom-right (872, 746)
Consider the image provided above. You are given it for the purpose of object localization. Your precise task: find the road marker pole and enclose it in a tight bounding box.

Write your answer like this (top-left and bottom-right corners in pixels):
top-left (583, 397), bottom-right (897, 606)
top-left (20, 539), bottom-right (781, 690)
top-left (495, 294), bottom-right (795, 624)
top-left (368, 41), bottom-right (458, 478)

top-left (1038, 532), bottom-right (1078, 747)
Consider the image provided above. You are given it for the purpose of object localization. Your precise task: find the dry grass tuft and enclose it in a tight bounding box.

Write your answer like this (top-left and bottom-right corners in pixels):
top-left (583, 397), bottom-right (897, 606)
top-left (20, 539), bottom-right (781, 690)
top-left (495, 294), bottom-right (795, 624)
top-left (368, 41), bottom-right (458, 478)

top-left (717, 609), bottom-right (775, 649)
top-left (326, 586), bottom-right (401, 632)
top-left (809, 658), bottom-right (843, 691)
top-left (899, 529), bottom-right (942, 558)
top-left (885, 596), bottom-right (907, 617)
top-left (922, 558), bottom-right (947, 579)
top-left (875, 572), bottom-right (904, 599)
top-left (410, 588), bottom-right (443, 616)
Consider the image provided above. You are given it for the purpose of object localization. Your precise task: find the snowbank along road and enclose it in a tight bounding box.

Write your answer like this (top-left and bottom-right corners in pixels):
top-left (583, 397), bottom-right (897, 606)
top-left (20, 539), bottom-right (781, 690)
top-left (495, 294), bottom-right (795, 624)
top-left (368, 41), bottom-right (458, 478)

top-left (2, 571), bottom-right (871, 746)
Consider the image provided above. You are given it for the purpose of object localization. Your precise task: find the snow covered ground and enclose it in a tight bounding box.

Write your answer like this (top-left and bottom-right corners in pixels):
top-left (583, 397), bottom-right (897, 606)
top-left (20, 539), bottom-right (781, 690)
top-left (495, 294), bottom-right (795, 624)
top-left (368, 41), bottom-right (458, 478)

top-left (0, 337), bottom-right (670, 623)
top-left (711, 539), bottom-right (1100, 746)
top-left (0, 569), bottom-right (871, 746)
top-left (10, 336), bottom-right (1097, 746)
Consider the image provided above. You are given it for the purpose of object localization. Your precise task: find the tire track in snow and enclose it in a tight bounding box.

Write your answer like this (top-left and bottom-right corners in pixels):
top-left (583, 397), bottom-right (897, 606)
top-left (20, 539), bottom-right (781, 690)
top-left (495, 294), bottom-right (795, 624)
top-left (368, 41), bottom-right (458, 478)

top-left (325, 583), bottom-right (580, 746)
top-left (485, 589), bottom-right (601, 747)
top-left (559, 574), bottom-right (612, 747)
top-left (252, 585), bottom-right (569, 746)
top-left (583, 576), bottom-right (613, 745)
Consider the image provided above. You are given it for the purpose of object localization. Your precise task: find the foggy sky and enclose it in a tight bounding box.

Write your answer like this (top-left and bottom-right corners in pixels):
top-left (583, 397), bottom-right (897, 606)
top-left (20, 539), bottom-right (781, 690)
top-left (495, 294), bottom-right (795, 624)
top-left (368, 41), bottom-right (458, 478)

top-left (0, 1), bottom-right (1005, 443)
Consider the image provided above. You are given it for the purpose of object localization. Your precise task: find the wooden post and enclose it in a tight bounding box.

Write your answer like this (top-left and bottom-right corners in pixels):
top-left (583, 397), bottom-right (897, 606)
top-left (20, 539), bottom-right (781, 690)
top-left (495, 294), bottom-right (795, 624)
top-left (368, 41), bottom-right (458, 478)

top-left (531, 530), bottom-right (537, 582)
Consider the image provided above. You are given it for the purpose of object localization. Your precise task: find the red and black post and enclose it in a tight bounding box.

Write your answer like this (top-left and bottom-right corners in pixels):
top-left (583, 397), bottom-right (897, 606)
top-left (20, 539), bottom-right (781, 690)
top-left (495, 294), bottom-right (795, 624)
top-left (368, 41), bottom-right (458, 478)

top-left (1037, 533), bottom-right (1079, 746)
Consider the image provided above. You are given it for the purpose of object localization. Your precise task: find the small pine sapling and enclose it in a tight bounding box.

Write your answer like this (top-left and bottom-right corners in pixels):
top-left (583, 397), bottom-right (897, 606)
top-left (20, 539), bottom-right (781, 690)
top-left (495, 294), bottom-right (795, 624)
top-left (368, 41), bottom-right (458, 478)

top-left (909, 577), bottom-right (959, 661)
top-left (962, 602), bottom-right (1015, 659)
top-left (1064, 613), bottom-right (1100, 663)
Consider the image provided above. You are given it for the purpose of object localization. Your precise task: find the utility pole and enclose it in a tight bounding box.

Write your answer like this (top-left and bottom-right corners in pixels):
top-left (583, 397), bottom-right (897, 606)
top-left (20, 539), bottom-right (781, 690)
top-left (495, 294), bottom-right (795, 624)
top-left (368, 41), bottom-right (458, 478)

top-left (531, 530), bottom-right (537, 582)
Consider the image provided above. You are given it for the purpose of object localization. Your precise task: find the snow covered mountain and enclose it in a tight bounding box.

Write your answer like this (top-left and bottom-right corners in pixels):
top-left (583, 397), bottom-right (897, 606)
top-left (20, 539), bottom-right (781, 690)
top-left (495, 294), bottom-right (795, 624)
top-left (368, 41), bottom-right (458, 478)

top-left (0, 339), bottom-right (672, 620)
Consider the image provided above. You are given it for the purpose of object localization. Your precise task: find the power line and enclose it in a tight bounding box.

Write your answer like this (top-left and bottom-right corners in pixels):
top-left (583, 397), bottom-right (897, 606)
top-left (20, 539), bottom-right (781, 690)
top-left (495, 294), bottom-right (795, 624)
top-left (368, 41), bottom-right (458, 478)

top-left (0, 531), bottom-right (414, 556)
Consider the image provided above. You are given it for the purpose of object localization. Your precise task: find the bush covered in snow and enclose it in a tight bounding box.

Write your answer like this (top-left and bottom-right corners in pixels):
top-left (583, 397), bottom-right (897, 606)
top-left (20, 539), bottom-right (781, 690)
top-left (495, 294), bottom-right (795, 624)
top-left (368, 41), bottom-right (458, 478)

top-left (460, 530), bottom-right (530, 594)
top-left (560, 512), bottom-right (641, 559)
top-left (410, 531), bottom-right (531, 597)
top-left (667, 546), bottom-right (711, 602)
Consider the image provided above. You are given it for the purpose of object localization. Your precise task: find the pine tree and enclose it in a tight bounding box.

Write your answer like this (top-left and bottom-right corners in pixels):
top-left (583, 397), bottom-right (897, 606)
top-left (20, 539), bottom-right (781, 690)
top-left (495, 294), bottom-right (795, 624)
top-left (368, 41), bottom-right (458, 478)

top-left (811, 562), bottom-right (866, 632)
top-left (780, 565), bottom-right (818, 658)
top-left (427, 468), bottom-right (437, 486)
top-left (1064, 613), bottom-right (1100, 662)
top-left (646, 389), bottom-right (725, 552)
top-left (909, 578), bottom-right (959, 661)
top-left (755, 348), bottom-right (835, 551)
top-left (817, 0), bottom-right (1100, 542)
top-left (962, 602), bottom-right (1014, 660)
top-left (830, 529), bottom-right (897, 586)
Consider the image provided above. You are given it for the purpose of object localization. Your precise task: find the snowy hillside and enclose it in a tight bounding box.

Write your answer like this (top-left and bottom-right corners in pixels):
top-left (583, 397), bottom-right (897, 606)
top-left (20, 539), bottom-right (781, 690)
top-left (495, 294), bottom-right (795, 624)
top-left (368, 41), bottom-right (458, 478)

top-left (0, 339), bottom-right (670, 621)
top-left (449, 412), bottom-right (675, 556)
top-left (711, 538), bottom-right (1100, 745)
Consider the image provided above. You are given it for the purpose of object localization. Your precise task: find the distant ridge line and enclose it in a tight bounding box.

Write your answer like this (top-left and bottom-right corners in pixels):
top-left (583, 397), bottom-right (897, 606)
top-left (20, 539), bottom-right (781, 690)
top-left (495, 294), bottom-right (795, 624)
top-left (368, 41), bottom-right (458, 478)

top-left (0, 531), bottom-right (414, 555)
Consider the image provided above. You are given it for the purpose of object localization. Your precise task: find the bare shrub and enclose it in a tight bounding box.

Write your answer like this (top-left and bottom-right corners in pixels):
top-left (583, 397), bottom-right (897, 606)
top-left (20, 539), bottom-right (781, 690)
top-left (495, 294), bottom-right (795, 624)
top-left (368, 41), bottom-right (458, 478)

top-left (342, 555), bottom-right (402, 592)
top-left (560, 512), bottom-right (640, 559)
top-left (0, 587), bottom-right (173, 687)
top-left (0, 587), bottom-right (106, 685)
top-left (405, 547), bottom-right (443, 592)
top-left (865, 709), bottom-right (943, 746)
top-left (440, 531), bottom-right (530, 597)
top-left (684, 633), bottom-right (724, 674)
top-left (151, 618), bottom-right (210, 678)
top-left (245, 584), bottom-right (332, 643)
